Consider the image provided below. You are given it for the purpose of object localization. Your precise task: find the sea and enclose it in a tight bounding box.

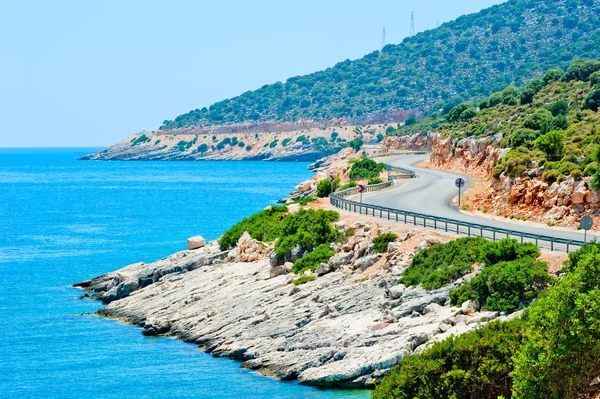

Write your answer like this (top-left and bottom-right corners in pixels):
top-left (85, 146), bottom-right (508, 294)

top-left (0, 148), bottom-right (370, 399)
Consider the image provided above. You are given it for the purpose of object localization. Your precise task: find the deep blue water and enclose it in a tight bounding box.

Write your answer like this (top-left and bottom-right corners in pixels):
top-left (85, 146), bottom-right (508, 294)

top-left (0, 148), bottom-right (369, 399)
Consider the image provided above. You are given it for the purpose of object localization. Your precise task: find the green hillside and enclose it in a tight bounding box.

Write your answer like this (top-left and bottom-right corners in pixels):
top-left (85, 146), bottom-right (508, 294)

top-left (409, 58), bottom-right (600, 185)
top-left (161, 0), bottom-right (600, 130)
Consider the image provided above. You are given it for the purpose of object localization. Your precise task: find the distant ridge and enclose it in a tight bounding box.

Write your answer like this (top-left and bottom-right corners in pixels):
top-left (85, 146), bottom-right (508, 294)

top-left (161, 0), bottom-right (600, 131)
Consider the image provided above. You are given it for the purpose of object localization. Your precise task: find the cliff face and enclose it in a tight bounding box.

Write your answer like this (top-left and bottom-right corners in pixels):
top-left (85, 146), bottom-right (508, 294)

top-left (422, 133), bottom-right (600, 229)
top-left (80, 124), bottom-right (385, 162)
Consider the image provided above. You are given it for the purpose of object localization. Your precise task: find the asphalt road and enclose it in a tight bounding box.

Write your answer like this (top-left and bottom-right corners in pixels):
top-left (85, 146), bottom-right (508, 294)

top-left (358, 154), bottom-right (598, 245)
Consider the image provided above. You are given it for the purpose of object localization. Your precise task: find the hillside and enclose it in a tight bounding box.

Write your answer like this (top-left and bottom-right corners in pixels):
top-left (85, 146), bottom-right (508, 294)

top-left (161, 0), bottom-right (600, 131)
top-left (392, 58), bottom-right (600, 228)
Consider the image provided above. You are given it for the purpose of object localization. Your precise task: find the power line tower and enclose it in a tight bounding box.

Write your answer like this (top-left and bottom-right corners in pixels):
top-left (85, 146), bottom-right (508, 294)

top-left (410, 12), bottom-right (415, 36)
top-left (381, 26), bottom-right (386, 50)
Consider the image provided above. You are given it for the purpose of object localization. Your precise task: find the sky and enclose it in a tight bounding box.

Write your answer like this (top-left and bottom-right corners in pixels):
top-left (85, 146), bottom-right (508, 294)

top-left (0, 0), bottom-right (506, 147)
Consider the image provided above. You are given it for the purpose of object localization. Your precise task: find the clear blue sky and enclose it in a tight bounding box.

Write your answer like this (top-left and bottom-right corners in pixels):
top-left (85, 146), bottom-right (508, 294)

top-left (0, 0), bottom-right (506, 147)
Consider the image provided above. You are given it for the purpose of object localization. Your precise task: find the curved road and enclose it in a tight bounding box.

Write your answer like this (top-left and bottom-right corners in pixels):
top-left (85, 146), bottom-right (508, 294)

top-left (359, 154), bottom-right (598, 244)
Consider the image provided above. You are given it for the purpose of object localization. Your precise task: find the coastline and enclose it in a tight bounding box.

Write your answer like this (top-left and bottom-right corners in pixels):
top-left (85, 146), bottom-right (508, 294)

top-left (74, 150), bottom-right (524, 389)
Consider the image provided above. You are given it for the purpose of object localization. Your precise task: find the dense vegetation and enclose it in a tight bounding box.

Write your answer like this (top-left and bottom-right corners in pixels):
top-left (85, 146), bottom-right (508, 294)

top-left (161, 0), bottom-right (600, 130)
top-left (373, 319), bottom-right (528, 399)
top-left (399, 237), bottom-right (539, 290)
top-left (349, 158), bottom-right (387, 180)
top-left (374, 241), bottom-right (600, 399)
top-left (372, 233), bottom-right (398, 253)
top-left (449, 256), bottom-right (553, 312)
top-left (393, 59), bottom-right (600, 186)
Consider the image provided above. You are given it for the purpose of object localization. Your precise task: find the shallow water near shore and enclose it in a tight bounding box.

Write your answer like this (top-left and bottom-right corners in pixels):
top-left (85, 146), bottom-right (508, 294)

top-left (0, 148), bottom-right (370, 399)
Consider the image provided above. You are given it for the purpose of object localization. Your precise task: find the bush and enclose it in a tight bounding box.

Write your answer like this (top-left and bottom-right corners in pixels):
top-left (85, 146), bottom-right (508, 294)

top-left (274, 209), bottom-right (340, 257)
top-left (583, 89), bottom-right (600, 112)
top-left (269, 139), bottom-right (279, 148)
top-left (545, 99), bottom-right (569, 117)
top-left (368, 177), bottom-right (384, 185)
top-left (350, 158), bottom-right (386, 180)
top-left (570, 168), bottom-right (583, 180)
top-left (400, 238), bottom-right (539, 290)
top-left (543, 68), bottom-right (565, 85)
top-left (590, 71), bottom-right (600, 87)
top-left (524, 108), bottom-right (554, 134)
top-left (245, 145), bottom-right (252, 151)
top-left (583, 162), bottom-right (598, 177)
top-left (292, 275), bottom-right (316, 285)
top-left (376, 133), bottom-right (385, 142)
top-left (373, 319), bottom-right (528, 399)
top-left (542, 169), bottom-right (563, 184)
top-left (447, 103), bottom-right (476, 122)
top-left (316, 177), bottom-right (340, 198)
top-left (520, 79), bottom-right (544, 104)
top-left (219, 206), bottom-right (289, 250)
top-left (509, 128), bottom-right (539, 148)
top-left (237, 141), bottom-right (245, 148)
top-left (404, 115), bottom-right (417, 126)
top-left (292, 244), bottom-right (334, 274)
top-left (511, 242), bottom-right (600, 399)
top-left (372, 233), bottom-right (398, 253)
top-left (293, 196), bottom-right (316, 206)
top-left (281, 138), bottom-right (292, 147)
top-left (197, 143), bottom-right (209, 152)
top-left (449, 257), bottom-right (552, 312)
top-left (535, 130), bottom-right (565, 161)
top-left (347, 138), bottom-right (364, 151)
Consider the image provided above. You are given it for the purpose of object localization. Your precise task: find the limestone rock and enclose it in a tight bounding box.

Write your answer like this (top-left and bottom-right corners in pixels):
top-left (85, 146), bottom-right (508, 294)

top-left (187, 235), bottom-right (206, 250)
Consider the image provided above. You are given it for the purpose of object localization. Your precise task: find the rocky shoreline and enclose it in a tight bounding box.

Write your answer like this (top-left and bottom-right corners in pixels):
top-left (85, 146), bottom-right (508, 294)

top-left (75, 149), bottom-right (520, 388)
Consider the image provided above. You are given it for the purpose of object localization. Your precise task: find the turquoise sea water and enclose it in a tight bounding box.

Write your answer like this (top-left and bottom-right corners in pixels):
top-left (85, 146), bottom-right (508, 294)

top-left (0, 148), bottom-right (370, 399)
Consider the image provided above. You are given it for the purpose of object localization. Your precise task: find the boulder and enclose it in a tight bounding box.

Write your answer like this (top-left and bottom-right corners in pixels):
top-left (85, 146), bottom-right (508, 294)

top-left (353, 254), bottom-right (381, 271)
top-left (315, 263), bottom-right (331, 276)
top-left (328, 251), bottom-right (354, 270)
top-left (270, 264), bottom-right (290, 278)
top-left (187, 235), bottom-right (206, 250)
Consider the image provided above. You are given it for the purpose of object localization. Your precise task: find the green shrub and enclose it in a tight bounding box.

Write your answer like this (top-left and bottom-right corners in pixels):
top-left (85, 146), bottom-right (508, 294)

top-left (349, 158), bottom-right (386, 180)
top-left (131, 134), bottom-right (151, 146)
top-left (542, 169), bottom-right (563, 184)
top-left (583, 162), bottom-right (598, 176)
top-left (557, 161), bottom-right (578, 175)
top-left (373, 319), bottom-right (528, 399)
top-left (316, 177), bottom-right (340, 197)
top-left (509, 128), bottom-right (539, 148)
top-left (293, 196), bottom-right (316, 206)
top-left (292, 244), bottom-right (334, 274)
top-left (535, 130), bottom-right (565, 161)
top-left (545, 99), bottom-right (569, 117)
top-left (296, 135), bottom-right (307, 143)
top-left (282, 138), bottom-right (292, 147)
top-left (269, 139), bottom-right (279, 148)
top-left (449, 257), bottom-right (552, 312)
top-left (524, 108), bottom-right (554, 134)
top-left (219, 207), bottom-right (339, 258)
top-left (347, 138), bottom-right (364, 151)
top-left (372, 233), bottom-right (398, 253)
top-left (245, 145), bottom-right (252, 151)
top-left (584, 89), bottom-right (600, 112)
top-left (292, 275), bottom-right (316, 285)
top-left (219, 206), bottom-right (289, 250)
top-left (590, 71), bottom-right (600, 87)
top-left (570, 168), bottom-right (583, 180)
top-left (511, 242), bottom-right (600, 399)
top-left (400, 238), bottom-right (539, 290)
top-left (237, 141), bottom-right (245, 148)
top-left (197, 143), bottom-right (209, 152)
top-left (447, 103), bottom-right (476, 122)
top-left (274, 209), bottom-right (340, 257)
top-left (368, 177), bottom-right (384, 185)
